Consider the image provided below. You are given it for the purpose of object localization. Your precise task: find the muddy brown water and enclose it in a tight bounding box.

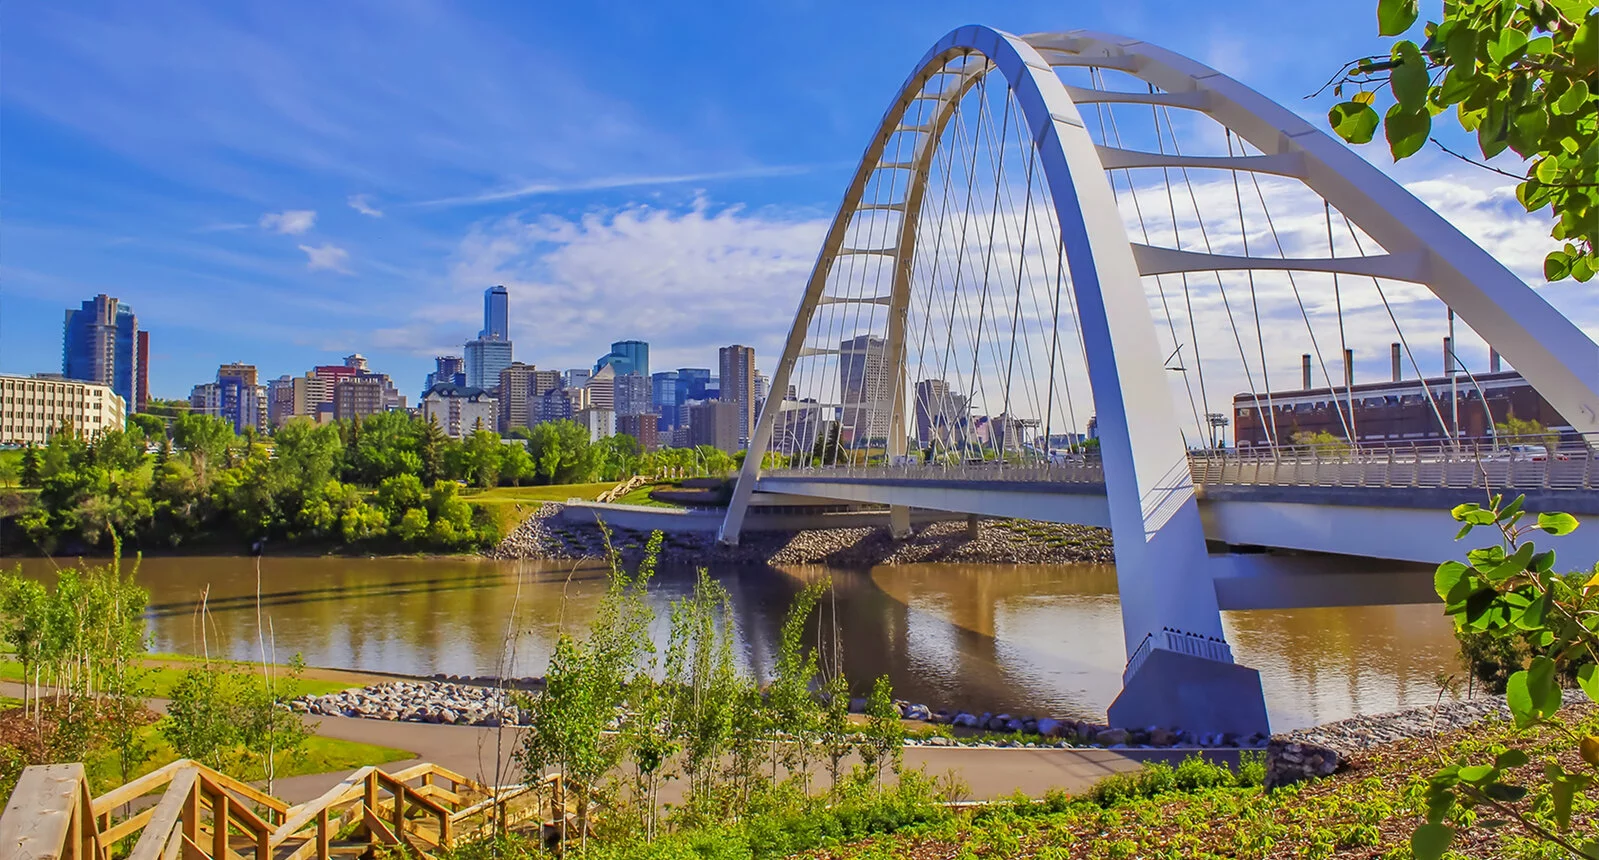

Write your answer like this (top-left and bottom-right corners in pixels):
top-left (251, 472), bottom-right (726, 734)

top-left (8, 555), bottom-right (1460, 731)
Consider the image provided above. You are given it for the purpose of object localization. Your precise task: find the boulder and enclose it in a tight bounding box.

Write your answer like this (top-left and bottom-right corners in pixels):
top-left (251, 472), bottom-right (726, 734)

top-left (848, 698), bottom-right (867, 714)
top-left (1035, 718), bottom-right (1062, 738)
top-left (1264, 738), bottom-right (1342, 791)
top-left (1094, 728), bottom-right (1129, 746)
top-left (1148, 728), bottom-right (1178, 747)
top-left (904, 704), bottom-right (931, 721)
top-left (952, 712), bottom-right (979, 728)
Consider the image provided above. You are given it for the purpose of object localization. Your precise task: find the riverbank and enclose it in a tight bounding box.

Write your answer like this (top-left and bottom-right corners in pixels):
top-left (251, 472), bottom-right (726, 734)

top-left (490, 501), bottom-right (1114, 566)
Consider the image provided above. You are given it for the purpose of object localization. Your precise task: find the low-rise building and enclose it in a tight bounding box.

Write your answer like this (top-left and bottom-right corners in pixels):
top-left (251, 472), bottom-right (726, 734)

top-left (0, 374), bottom-right (126, 445)
top-left (421, 383), bottom-right (498, 439)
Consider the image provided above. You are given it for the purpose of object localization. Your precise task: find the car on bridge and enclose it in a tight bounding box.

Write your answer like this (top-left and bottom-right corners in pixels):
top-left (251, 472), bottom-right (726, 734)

top-left (1481, 443), bottom-right (1568, 462)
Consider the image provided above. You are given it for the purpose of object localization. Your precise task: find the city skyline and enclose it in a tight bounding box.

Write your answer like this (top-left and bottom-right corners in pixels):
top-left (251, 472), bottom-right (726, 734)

top-left (2, 2), bottom-right (1592, 403)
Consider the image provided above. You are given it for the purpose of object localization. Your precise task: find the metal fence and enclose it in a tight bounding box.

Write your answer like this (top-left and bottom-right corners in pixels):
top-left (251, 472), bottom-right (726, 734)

top-left (1124, 627), bottom-right (1236, 681)
top-left (764, 438), bottom-right (1599, 492)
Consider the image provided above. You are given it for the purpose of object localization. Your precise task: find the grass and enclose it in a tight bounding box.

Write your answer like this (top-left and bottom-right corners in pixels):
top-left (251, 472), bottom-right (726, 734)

top-left (0, 654), bottom-right (360, 699)
top-left (613, 481), bottom-right (686, 508)
top-left (466, 482), bottom-right (619, 504)
top-left (84, 724), bottom-right (412, 792)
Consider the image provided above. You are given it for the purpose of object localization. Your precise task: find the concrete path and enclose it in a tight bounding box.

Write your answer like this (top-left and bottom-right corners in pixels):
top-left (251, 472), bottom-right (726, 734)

top-left (4, 681), bottom-right (1235, 805)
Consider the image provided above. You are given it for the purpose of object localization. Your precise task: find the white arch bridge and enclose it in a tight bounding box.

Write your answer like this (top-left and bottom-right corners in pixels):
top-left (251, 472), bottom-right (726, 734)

top-left (709, 25), bottom-right (1599, 736)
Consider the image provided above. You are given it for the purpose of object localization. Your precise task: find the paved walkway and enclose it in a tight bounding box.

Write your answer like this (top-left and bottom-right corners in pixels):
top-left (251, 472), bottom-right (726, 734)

top-left (4, 681), bottom-right (1237, 805)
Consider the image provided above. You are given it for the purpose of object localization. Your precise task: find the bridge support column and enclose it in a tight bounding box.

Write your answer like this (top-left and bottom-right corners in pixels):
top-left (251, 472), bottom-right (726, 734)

top-left (889, 505), bottom-right (913, 540)
top-left (1109, 643), bottom-right (1269, 739)
top-left (966, 514), bottom-right (981, 539)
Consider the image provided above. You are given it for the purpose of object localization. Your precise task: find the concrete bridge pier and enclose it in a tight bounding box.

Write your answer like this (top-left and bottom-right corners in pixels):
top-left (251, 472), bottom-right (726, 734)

top-left (889, 505), bottom-right (913, 539)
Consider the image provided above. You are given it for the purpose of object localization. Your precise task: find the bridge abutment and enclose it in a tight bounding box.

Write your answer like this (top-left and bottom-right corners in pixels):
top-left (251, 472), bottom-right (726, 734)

top-left (1109, 648), bottom-right (1270, 739)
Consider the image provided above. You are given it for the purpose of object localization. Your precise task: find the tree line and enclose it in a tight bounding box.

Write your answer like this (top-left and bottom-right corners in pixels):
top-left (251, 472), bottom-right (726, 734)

top-left (5, 411), bottom-right (739, 555)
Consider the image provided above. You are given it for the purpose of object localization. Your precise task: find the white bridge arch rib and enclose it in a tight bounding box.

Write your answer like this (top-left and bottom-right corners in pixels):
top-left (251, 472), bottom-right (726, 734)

top-left (720, 24), bottom-right (1272, 735)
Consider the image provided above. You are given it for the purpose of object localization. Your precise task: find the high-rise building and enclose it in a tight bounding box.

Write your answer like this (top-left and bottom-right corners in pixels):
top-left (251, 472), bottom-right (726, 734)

top-left (497, 362), bottom-right (546, 433)
top-left (426, 356), bottom-right (466, 393)
top-left (267, 375), bottom-right (296, 427)
top-left (718, 344), bottom-right (757, 445)
top-left (614, 372), bottom-right (653, 417)
top-left (574, 407), bottom-right (615, 442)
top-left (0, 374), bottom-right (126, 446)
top-left (217, 362), bottom-right (259, 389)
top-left (62, 294), bottom-right (139, 414)
top-left (334, 376), bottom-right (388, 422)
top-left (563, 368), bottom-right (591, 390)
top-left (343, 353), bottom-right (369, 373)
top-left (135, 330), bottom-right (150, 413)
top-left (651, 371), bottom-right (679, 430)
top-left (534, 386), bottom-right (589, 425)
top-left (839, 335), bottom-right (891, 445)
top-left (675, 368), bottom-right (711, 409)
top-left (687, 400), bottom-right (741, 453)
top-left (481, 286), bottom-right (510, 341)
top-left (465, 285), bottom-right (513, 388)
top-left (465, 338), bottom-right (514, 390)
top-left (594, 340), bottom-right (649, 378)
top-left (616, 413), bottom-right (660, 451)
top-left (587, 364), bottom-right (616, 411)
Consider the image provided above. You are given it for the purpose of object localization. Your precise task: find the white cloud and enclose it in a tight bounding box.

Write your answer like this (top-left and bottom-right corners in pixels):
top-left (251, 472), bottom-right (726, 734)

top-left (299, 242), bottom-right (352, 274)
top-left (260, 209), bottom-right (317, 235)
top-left (347, 194), bottom-right (383, 218)
top-left (376, 199), bottom-right (827, 369)
top-left (416, 164), bottom-right (832, 208)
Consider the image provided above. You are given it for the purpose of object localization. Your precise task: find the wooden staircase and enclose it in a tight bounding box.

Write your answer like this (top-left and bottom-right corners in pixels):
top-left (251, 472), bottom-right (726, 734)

top-left (0, 759), bottom-right (574, 860)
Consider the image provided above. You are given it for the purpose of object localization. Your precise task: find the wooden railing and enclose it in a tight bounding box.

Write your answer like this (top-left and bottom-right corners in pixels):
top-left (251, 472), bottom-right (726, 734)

top-left (1, 760), bottom-right (572, 860)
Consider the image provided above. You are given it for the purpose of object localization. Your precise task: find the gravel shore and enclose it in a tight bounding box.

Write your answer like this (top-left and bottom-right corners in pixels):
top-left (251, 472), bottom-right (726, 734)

top-left (488, 502), bottom-right (1114, 567)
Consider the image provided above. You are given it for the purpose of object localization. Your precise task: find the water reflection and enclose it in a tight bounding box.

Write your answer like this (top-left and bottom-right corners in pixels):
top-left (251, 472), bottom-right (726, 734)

top-left (9, 555), bottom-right (1460, 730)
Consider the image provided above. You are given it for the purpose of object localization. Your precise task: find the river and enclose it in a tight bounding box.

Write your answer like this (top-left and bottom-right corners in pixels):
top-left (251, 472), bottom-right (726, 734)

top-left (8, 555), bottom-right (1460, 731)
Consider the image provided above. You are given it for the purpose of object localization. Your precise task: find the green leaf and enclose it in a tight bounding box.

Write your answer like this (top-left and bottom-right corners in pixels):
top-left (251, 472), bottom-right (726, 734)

top-left (1536, 157), bottom-right (1560, 184)
top-left (1455, 523), bottom-right (1474, 540)
top-left (1329, 101), bottom-right (1380, 145)
top-left (1555, 80), bottom-right (1590, 116)
top-left (1390, 41), bottom-right (1429, 112)
top-left (1538, 512), bottom-right (1580, 536)
top-left (1513, 593), bottom-right (1549, 630)
top-left (1486, 542), bottom-right (1536, 582)
top-left (1487, 27), bottom-right (1529, 65)
top-left (1527, 656), bottom-right (1562, 719)
top-left (1547, 250), bottom-right (1575, 281)
top-left (1445, 22), bottom-right (1477, 64)
top-left (1435, 561), bottom-right (1469, 600)
top-left (1458, 764), bottom-right (1494, 782)
top-left (1483, 782), bottom-right (1530, 801)
top-left (1552, 776), bottom-right (1578, 830)
top-left (1377, 0), bottom-right (1419, 36)
top-left (1412, 822), bottom-right (1453, 860)
top-left (1506, 669), bottom-right (1538, 728)
top-left (1573, 14), bottom-right (1598, 74)
top-left (1496, 749), bottom-right (1530, 768)
top-left (1577, 664), bottom-right (1599, 704)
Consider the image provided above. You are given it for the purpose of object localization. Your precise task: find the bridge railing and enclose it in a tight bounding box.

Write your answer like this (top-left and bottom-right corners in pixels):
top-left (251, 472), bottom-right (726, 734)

top-left (765, 436), bottom-right (1599, 492)
top-left (1124, 627), bottom-right (1236, 682)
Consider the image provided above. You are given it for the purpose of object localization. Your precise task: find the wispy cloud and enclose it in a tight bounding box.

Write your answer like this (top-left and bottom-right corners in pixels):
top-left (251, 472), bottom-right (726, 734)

top-left (347, 194), bottom-right (383, 217)
top-left (414, 163), bottom-right (836, 208)
top-left (261, 209), bottom-right (317, 235)
top-left (299, 242), bottom-right (352, 273)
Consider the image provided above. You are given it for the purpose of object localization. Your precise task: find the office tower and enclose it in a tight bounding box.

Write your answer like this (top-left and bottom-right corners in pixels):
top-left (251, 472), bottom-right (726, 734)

top-left (497, 361), bottom-right (545, 433)
top-left (428, 355), bottom-right (467, 391)
top-left (614, 372), bottom-right (653, 417)
top-left (688, 400), bottom-right (741, 453)
top-left (563, 368), bottom-right (591, 390)
top-left (465, 338), bottom-right (514, 390)
top-left (135, 331), bottom-right (150, 412)
top-left (333, 376), bottom-right (388, 422)
top-left (839, 334), bottom-right (890, 444)
top-left (62, 294), bottom-right (139, 414)
top-left (718, 344), bottom-right (757, 444)
top-left (754, 370), bottom-right (769, 402)
top-left (594, 340), bottom-right (649, 378)
top-left (212, 372), bottom-right (265, 434)
top-left (481, 285), bottom-right (510, 341)
top-left (343, 353), bottom-right (369, 373)
top-left (652, 371), bottom-right (679, 431)
top-left (675, 368), bottom-right (711, 409)
top-left (574, 407), bottom-right (616, 442)
top-left (587, 364), bottom-right (616, 411)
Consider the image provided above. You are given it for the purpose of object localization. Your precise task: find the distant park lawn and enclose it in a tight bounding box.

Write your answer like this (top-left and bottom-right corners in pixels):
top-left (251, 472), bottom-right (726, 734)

top-left (465, 482), bottom-right (620, 534)
top-left (85, 728), bottom-right (413, 793)
top-left (0, 654), bottom-right (360, 699)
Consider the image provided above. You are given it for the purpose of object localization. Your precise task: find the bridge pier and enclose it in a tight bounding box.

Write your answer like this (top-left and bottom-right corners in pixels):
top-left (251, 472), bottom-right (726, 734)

top-left (889, 505), bottom-right (913, 539)
top-left (966, 514), bottom-right (981, 539)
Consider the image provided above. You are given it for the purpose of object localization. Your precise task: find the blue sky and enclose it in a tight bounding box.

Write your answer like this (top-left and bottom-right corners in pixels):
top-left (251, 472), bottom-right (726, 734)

top-left (1, 1), bottom-right (1586, 401)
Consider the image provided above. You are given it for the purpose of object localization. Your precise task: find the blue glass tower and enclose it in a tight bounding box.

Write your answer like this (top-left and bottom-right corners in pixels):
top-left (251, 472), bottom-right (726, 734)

top-left (595, 340), bottom-right (649, 378)
top-left (481, 285), bottom-right (510, 341)
top-left (62, 294), bottom-right (139, 414)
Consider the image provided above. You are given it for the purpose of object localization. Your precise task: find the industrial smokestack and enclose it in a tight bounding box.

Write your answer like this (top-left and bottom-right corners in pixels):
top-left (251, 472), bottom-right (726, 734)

top-left (1301, 354), bottom-right (1312, 390)
top-left (1343, 348), bottom-right (1354, 387)
top-left (1443, 337), bottom-right (1454, 375)
top-left (1490, 347), bottom-right (1501, 373)
top-left (1391, 343), bottom-right (1402, 382)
